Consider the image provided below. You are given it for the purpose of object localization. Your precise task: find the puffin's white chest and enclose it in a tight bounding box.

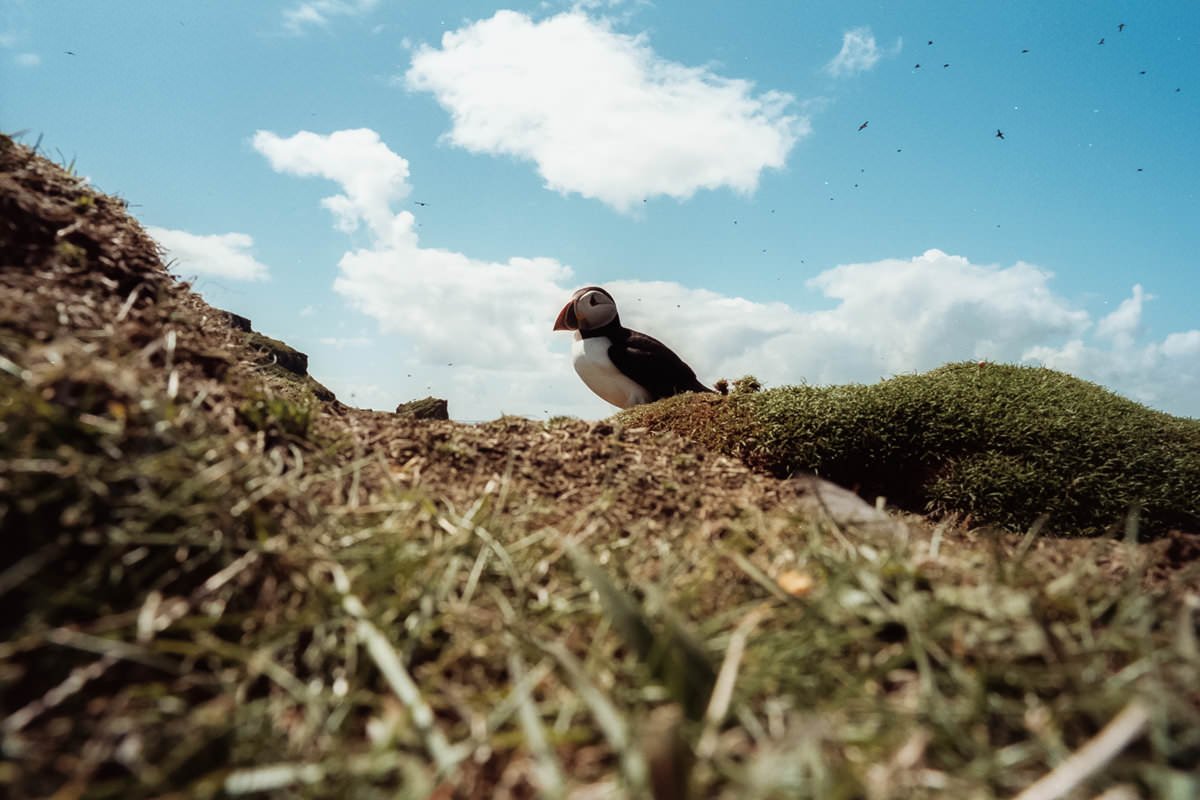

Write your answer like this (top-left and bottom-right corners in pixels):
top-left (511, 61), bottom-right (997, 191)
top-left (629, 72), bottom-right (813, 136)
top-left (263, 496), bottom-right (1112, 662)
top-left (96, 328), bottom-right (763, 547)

top-left (572, 335), bottom-right (651, 409)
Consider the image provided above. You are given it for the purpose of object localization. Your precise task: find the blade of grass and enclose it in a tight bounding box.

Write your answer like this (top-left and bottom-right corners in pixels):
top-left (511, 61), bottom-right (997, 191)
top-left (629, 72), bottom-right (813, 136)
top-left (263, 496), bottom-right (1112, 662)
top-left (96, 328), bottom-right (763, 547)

top-left (1014, 699), bottom-right (1151, 800)
top-left (508, 651), bottom-right (566, 799)
top-left (538, 637), bottom-right (648, 790)
top-left (697, 604), bottom-right (768, 760)
top-left (329, 562), bottom-right (463, 774)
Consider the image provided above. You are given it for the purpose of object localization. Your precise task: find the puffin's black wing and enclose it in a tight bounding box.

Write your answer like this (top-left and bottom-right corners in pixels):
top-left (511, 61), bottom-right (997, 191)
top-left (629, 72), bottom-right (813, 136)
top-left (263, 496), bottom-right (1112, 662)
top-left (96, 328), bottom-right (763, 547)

top-left (608, 329), bottom-right (712, 401)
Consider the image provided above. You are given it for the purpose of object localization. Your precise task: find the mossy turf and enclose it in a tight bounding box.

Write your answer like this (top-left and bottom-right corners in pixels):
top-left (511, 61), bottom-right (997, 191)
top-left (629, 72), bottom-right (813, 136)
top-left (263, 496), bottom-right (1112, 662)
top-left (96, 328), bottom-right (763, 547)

top-left (621, 363), bottom-right (1200, 537)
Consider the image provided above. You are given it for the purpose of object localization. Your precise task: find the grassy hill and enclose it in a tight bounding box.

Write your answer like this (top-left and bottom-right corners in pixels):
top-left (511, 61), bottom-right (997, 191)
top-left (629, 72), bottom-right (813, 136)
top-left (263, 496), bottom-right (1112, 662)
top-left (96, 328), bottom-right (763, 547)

top-left (621, 365), bottom-right (1200, 538)
top-left (2, 133), bottom-right (1198, 798)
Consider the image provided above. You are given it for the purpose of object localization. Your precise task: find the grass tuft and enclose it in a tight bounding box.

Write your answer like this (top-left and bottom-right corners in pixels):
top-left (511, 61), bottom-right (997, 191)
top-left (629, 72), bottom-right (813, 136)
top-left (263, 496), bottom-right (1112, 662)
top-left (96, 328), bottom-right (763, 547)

top-left (237, 391), bottom-right (314, 442)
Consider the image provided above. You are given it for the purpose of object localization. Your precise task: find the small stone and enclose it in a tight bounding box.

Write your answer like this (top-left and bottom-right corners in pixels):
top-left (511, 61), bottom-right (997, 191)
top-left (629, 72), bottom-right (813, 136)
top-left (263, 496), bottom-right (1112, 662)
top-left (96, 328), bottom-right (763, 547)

top-left (777, 569), bottom-right (815, 597)
top-left (395, 396), bottom-right (449, 420)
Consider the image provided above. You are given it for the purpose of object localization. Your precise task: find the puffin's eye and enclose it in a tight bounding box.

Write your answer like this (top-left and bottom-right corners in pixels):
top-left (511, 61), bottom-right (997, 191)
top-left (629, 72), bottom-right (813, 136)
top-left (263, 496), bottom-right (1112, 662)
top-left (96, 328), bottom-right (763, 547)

top-left (589, 295), bottom-right (599, 306)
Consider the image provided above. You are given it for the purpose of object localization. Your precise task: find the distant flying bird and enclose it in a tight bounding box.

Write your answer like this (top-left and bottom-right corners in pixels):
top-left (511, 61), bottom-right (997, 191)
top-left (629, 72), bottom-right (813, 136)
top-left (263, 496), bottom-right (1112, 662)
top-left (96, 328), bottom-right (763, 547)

top-left (1118, 23), bottom-right (1126, 32)
top-left (914, 63), bottom-right (921, 69)
top-left (413, 201), bottom-right (428, 206)
top-left (1098, 37), bottom-right (1105, 45)
top-left (995, 129), bottom-right (1005, 139)
top-left (1139, 70), bottom-right (1146, 75)
top-left (927, 40), bottom-right (934, 45)
top-left (858, 120), bottom-right (869, 131)
top-left (1021, 48), bottom-right (1030, 53)
top-left (943, 63), bottom-right (950, 68)
top-left (553, 286), bottom-right (712, 408)
top-left (64, 50), bottom-right (75, 55)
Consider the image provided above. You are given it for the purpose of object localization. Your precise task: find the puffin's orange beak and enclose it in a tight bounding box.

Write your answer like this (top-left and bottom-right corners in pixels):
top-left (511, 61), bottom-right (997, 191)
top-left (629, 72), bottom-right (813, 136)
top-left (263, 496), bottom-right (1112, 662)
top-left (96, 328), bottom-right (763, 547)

top-left (553, 301), bottom-right (576, 331)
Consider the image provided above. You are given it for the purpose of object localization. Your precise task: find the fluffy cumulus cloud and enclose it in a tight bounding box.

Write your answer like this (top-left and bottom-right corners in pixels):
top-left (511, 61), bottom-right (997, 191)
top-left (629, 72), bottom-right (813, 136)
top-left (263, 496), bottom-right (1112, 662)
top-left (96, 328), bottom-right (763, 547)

top-left (606, 251), bottom-right (1089, 388)
top-left (1025, 286), bottom-right (1200, 413)
top-left (147, 227), bottom-right (271, 281)
top-left (404, 10), bottom-right (806, 212)
top-left (282, 0), bottom-right (378, 34)
top-left (608, 254), bottom-right (1198, 418)
top-left (256, 128), bottom-right (1200, 420)
top-left (253, 129), bottom-right (411, 240)
top-left (253, 129), bottom-right (575, 417)
top-left (825, 27), bottom-right (892, 78)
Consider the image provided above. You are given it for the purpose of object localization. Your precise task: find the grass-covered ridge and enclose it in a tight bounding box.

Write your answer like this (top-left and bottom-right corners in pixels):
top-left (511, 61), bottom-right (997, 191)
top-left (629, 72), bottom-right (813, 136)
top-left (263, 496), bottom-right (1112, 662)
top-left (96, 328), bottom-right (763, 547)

top-left (3, 134), bottom-right (1199, 797)
top-left (622, 363), bottom-right (1200, 537)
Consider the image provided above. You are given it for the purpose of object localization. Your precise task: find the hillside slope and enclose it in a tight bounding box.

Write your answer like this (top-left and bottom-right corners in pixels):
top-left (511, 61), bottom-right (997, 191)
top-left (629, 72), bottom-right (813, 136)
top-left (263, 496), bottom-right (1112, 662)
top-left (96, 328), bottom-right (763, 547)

top-left (2, 135), bottom-right (1198, 799)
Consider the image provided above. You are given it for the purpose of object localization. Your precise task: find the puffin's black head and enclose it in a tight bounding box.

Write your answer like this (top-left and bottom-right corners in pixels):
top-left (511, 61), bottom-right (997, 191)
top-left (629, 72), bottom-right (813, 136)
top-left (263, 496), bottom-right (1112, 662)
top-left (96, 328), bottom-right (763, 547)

top-left (553, 286), bottom-right (619, 332)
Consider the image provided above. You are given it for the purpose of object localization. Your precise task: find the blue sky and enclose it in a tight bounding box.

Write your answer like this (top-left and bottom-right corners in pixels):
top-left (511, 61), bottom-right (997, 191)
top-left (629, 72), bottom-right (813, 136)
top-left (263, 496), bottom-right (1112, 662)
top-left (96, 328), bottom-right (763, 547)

top-left (4, 0), bottom-right (1198, 419)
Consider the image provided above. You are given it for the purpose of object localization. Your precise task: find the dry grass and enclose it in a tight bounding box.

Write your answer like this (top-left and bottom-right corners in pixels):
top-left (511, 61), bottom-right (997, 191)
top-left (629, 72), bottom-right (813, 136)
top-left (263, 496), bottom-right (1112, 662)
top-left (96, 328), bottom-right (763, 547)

top-left (3, 133), bottom-right (1199, 799)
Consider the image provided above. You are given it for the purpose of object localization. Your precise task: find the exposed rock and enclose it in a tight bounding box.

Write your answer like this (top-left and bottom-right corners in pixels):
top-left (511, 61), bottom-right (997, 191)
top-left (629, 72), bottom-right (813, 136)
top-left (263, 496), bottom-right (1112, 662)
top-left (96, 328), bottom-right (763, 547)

top-left (395, 396), bottom-right (449, 420)
top-left (308, 377), bottom-right (338, 403)
top-left (223, 311), bottom-right (252, 332)
top-left (789, 474), bottom-right (905, 542)
top-left (246, 331), bottom-right (308, 376)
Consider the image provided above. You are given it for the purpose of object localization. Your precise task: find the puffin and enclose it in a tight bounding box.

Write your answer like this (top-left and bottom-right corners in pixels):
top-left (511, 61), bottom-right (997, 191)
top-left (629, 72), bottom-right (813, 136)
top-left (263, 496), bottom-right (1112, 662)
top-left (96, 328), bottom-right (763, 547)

top-left (553, 286), bottom-right (713, 408)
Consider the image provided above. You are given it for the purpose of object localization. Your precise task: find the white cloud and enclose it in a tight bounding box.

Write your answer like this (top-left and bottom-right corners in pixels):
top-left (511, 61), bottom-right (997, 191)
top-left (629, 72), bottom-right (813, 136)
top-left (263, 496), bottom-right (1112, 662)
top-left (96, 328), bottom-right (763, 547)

top-left (568, 0), bottom-right (648, 24)
top-left (1094, 283), bottom-right (1148, 345)
top-left (405, 10), bottom-right (806, 212)
top-left (1162, 330), bottom-right (1200, 359)
top-left (572, 0), bottom-right (637, 9)
top-left (253, 129), bottom-right (411, 240)
top-left (318, 336), bottom-right (373, 348)
top-left (1023, 285), bottom-right (1199, 413)
top-left (253, 129), bottom-right (578, 418)
top-left (255, 128), bottom-right (1200, 420)
top-left (14, 51), bottom-right (39, 67)
top-left (608, 254), bottom-right (1198, 418)
top-left (148, 227), bottom-right (271, 281)
top-left (825, 27), bottom-right (895, 78)
top-left (282, 0), bottom-right (378, 34)
top-left (607, 250), bottom-right (1092, 388)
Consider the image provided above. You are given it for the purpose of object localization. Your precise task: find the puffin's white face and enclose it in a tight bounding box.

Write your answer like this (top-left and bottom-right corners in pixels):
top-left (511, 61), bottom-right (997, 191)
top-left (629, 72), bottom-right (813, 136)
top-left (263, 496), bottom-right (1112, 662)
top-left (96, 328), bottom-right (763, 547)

top-left (553, 286), bottom-right (619, 333)
top-left (574, 289), bottom-right (617, 330)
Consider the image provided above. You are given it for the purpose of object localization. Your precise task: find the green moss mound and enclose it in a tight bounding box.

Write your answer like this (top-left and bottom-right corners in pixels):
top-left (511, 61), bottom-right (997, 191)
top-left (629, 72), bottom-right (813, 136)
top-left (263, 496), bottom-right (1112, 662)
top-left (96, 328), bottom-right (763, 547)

top-left (622, 362), bottom-right (1200, 537)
